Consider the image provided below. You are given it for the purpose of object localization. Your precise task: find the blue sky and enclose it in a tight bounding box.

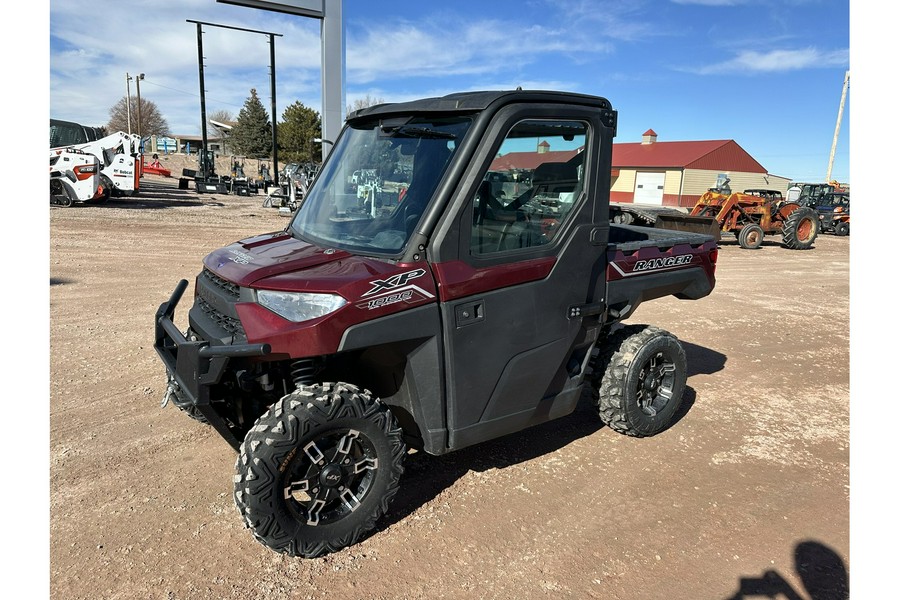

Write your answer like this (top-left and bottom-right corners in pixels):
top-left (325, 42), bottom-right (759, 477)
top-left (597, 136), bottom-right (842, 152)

top-left (48, 0), bottom-right (852, 183)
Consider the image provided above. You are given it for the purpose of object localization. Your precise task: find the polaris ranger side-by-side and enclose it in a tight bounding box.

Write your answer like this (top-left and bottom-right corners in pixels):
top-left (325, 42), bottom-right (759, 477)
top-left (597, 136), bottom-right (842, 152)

top-left (154, 90), bottom-right (719, 558)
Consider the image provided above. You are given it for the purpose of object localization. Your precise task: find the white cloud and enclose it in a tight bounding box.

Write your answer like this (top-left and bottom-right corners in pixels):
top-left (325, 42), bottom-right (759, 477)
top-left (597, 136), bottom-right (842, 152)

top-left (692, 47), bottom-right (849, 74)
top-left (346, 18), bottom-right (612, 85)
top-left (49, 0), bottom-right (323, 134)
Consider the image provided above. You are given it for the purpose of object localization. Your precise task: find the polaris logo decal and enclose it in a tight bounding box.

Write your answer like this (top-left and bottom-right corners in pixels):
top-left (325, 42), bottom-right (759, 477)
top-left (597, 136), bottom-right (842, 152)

top-left (362, 268), bottom-right (427, 297)
top-left (228, 249), bottom-right (254, 265)
top-left (611, 254), bottom-right (694, 277)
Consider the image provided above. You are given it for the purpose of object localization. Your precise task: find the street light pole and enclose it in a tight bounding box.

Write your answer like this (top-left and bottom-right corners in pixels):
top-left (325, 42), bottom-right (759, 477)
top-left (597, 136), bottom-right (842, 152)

top-left (135, 73), bottom-right (145, 141)
top-left (126, 73), bottom-right (133, 134)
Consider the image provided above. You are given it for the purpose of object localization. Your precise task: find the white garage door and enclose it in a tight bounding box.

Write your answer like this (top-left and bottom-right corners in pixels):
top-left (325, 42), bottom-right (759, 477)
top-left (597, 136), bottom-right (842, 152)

top-left (634, 172), bottom-right (666, 205)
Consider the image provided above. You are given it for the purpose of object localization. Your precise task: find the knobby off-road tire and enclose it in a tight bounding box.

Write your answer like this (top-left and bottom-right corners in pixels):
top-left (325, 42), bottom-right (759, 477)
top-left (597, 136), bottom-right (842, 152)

top-left (234, 382), bottom-right (406, 558)
top-left (835, 221), bottom-right (849, 237)
top-left (592, 325), bottom-right (687, 437)
top-left (781, 206), bottom-right (819, 250)
top-left (738, 224), bottom-right (764, 250)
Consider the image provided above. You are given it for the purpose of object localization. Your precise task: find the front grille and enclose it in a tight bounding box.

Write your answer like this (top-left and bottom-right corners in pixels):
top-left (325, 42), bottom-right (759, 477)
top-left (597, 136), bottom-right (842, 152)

top-left (201, 268), bottom-right (240, 300)
top-left (191, 268), bottom-right (246, 342)
top-left (196, 295), bottom-right (245, 337)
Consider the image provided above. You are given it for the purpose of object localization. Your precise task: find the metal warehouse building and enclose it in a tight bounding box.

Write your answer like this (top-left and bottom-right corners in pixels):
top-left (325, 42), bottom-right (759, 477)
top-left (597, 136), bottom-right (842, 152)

top-left (611, 130), bottom-right (791, 208)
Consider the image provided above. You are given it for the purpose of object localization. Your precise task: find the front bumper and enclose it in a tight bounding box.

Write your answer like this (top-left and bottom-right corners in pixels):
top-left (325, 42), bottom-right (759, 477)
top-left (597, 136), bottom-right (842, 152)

top-left (154, 279), bottom-right (271, 450)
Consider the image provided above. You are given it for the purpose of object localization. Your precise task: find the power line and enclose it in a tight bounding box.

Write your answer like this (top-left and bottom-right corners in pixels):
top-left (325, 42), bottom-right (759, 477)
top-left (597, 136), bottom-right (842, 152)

top-left (139, 79), bottom-right (248, 111)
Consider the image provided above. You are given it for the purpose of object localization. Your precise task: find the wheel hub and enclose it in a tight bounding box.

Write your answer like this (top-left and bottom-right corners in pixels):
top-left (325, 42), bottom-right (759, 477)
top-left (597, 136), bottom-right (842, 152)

top-left (638, 352), bottom-right (676, 417)
top-left (643, 376), bottom-right (660, 393)
top-left (281, 428), bottom-right (379, 527)
top-left (319, 464), bottom-right (345, 488)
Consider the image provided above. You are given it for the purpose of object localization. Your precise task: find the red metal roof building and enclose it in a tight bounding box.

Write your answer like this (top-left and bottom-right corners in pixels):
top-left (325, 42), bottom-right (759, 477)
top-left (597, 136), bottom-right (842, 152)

top-left (610, 129), bottom-right (790, 207)
top-left (490, 129), bottom-right (791, 208)
top-left (611, 130), bottom-right (788, 207)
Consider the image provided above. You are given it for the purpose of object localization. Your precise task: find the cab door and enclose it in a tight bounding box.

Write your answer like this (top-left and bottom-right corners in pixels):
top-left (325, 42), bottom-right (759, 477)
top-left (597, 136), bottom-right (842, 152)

top-left (431, 108), bottom-right (611, 450)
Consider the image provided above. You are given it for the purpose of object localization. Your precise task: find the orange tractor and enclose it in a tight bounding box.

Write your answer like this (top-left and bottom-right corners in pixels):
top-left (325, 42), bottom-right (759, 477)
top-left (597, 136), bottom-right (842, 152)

top-left (688, 184), bottom-right (819, 250)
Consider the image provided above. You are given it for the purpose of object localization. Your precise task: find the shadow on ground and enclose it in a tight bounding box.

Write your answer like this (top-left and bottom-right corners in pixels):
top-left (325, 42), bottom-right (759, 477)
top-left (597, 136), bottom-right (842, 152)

top-left (684, 340), bottom-right (727, 377)
top-left (727, 539), bottom-right (849, 600)
top-left (371, 340), bottom-right (723, 540)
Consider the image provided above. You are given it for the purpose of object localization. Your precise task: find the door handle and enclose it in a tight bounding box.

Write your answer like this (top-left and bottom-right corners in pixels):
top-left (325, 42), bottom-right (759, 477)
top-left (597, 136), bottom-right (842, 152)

top-left (455, 300), bottom-right (484, 327)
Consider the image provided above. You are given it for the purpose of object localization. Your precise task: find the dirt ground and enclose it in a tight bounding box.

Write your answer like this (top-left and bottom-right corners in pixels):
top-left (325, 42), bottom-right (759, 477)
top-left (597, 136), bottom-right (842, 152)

top-left (48, 174), bottom-right (849, 600)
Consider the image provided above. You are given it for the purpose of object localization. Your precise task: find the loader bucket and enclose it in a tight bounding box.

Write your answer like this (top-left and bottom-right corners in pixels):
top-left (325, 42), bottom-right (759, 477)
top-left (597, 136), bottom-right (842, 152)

top-left (654, 213), bottom-right (722, 241)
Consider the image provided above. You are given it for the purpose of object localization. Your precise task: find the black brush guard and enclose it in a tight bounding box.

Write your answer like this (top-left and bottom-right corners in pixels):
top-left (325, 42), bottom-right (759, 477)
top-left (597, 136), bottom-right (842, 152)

top-left (154, 279), bottom-right (271, 450)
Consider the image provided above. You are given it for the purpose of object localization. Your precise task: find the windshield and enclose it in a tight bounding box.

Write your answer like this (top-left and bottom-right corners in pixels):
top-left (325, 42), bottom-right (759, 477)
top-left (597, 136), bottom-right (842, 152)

top-left (50, 119), bottom-right (89, 148)
top-left (289, 116), bottom-right (472, 254)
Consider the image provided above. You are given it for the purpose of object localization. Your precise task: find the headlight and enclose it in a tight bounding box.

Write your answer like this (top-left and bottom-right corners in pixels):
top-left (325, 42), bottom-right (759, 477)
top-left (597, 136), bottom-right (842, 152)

top-left (256, 290), bottom-right (347, 323)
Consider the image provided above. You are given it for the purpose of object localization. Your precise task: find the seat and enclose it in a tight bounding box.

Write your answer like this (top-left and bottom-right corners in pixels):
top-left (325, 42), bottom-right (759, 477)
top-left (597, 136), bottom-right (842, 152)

top-left (402, 142), bottom-right (452, 237)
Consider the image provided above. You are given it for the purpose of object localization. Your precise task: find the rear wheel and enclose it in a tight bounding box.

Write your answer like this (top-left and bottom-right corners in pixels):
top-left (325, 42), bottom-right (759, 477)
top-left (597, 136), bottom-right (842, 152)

top-left (234, 382), bottom-right (406, 558)
top-left (592, 325), bottom-right (687, 437)
top-left (782, 206), bottom-right (819, 249)
top-left (611, 210), bottom-right (634, 224)
top-left (738, 224), bottom-right (764, 249)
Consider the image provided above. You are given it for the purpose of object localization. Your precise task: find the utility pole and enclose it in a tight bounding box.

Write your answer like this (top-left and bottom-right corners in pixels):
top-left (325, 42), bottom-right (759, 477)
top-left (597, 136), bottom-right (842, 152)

top-left (194, 22), bottom-right (209, 178)
top-left (135, 73), bottom-right (145, 142)
top-left (826, 70), bottom-right (850, 183)
top-left (268, 34), bottom-right (279, 178)
top-left (126, 73), bottom-right (133, 134)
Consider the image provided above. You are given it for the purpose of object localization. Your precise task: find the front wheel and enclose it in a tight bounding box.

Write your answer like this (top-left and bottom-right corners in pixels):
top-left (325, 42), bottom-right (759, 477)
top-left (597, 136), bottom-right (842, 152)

top-left (233, 382), bottom-right (406, 558)
top-left (592, 325), bottom-right (687, 437)
top-left (835, 221), bottom-right (849, 236)
top-left (738, 224), bottom-right (764, 249)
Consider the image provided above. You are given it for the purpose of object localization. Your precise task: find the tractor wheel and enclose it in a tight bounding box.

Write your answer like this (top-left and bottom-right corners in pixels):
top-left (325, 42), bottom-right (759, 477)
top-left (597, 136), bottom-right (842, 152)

top-left (781, 206), bottom-right (819, 250)
top-left (591, 325), bottom-right (687, 437)
top-left (738, 224), bottom-right (764, 249)
top-left (234, 382), bottom-right (406, 558)
top-left (835, 222), bottom-right (849, 237)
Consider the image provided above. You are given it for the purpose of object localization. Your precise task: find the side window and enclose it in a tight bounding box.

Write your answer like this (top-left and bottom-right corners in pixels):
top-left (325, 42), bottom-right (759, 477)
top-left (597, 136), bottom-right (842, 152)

top-left (471, 119), bottom-right (588, 255)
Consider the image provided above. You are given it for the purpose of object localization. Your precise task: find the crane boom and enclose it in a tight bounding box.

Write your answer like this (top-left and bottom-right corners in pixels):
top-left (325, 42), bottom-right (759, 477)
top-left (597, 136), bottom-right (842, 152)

top-left (826, 70), bottom-right (850, 183)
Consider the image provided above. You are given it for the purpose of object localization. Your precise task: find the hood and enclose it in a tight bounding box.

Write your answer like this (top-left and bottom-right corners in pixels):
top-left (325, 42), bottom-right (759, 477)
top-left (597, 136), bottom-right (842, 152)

top-left (203, 231), bottom-right (400, 293)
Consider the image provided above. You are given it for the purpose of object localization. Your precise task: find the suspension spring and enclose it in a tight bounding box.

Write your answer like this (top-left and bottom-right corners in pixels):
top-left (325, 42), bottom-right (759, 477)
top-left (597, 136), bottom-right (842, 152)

top-left (290, 358), bottom-right (320, 389)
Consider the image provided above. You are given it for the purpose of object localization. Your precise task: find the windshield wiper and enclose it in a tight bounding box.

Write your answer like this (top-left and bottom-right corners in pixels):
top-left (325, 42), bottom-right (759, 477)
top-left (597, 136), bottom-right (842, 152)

top-left (383, 125), bottom-right (457, 140)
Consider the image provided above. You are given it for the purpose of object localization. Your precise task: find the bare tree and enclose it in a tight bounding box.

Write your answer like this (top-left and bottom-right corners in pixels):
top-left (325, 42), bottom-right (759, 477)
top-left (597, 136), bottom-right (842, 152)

top-left (347, 94), bottom-right (385, 114)
top-left (208, 109), bottom-right (235, 139)
top-left (208, 109), bottom-right (235, 154)
top-left (107, 96), bottom-right (170, 137)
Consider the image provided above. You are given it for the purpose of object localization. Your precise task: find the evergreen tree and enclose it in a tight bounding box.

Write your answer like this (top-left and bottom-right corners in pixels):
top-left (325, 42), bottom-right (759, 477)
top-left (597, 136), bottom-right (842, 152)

top-left (277, 101), bottom-right (322, 163)
top-left (230, 89), bottom-right (272, 158)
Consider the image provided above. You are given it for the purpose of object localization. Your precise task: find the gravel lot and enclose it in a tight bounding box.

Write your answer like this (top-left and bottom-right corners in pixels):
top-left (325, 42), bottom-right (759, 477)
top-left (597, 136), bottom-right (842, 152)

top-left (46, 174), bottom-right (851, 599)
